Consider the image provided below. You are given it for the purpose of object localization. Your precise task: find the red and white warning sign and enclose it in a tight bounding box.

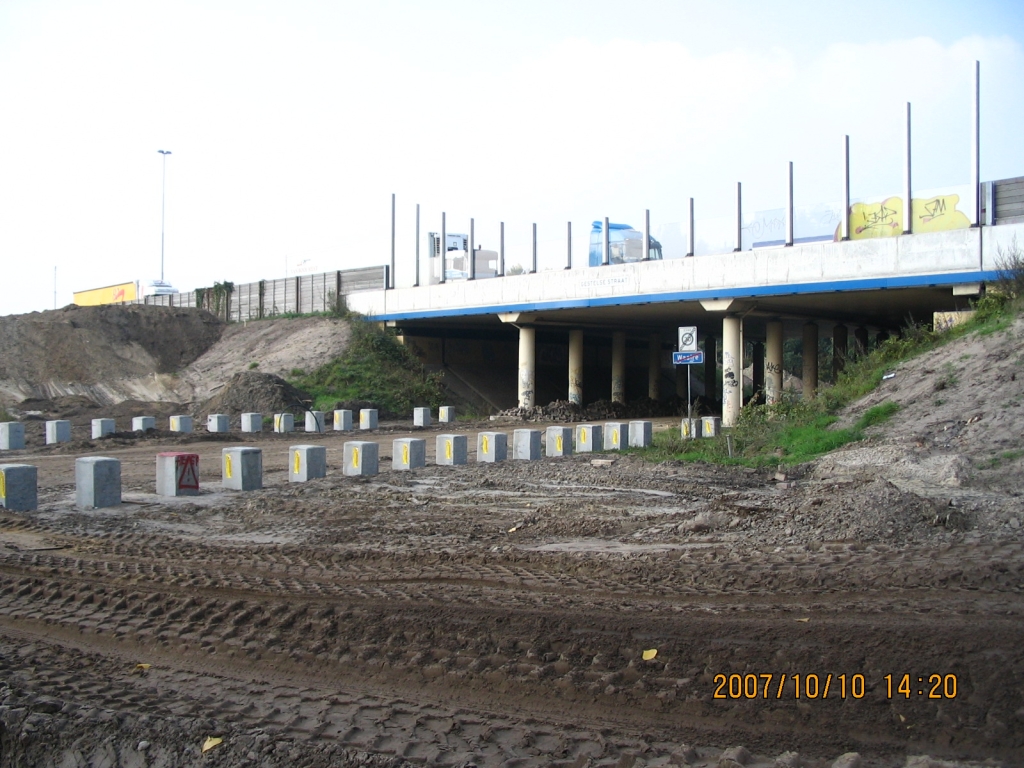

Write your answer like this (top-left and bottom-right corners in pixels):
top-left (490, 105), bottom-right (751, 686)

top-left (176, 453), bottom-right (199, 491)
top-left (157, 452), bottom-right (200, 496)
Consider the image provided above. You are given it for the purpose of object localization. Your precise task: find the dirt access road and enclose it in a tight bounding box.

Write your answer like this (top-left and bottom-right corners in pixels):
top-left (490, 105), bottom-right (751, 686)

top-left (0, 420), bottom-right (1022, 767)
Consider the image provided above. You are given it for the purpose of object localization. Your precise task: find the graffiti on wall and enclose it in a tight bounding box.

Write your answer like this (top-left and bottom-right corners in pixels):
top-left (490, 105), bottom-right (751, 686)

top-left (835, 193), bottom-right (971, 240)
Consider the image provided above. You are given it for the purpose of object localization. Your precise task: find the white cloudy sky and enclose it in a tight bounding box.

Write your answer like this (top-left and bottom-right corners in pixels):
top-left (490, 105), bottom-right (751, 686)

top-left (1, 0), bottom-right (1023, 313)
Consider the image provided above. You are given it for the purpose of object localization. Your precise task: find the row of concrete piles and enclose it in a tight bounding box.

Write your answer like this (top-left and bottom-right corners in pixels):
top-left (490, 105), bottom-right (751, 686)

top-left (0, 407), bottom-right (459, 449)
top-left (0, 420), bottom-right (654, 512)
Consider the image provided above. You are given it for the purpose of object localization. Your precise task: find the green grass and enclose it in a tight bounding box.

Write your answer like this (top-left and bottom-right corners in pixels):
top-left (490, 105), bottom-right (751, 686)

top-left (290, 317), bottom-right (444, 417)
top-left (0, 407), bottom-right (13, 422)
top-left (644, 291), bottom-right (1020, 468)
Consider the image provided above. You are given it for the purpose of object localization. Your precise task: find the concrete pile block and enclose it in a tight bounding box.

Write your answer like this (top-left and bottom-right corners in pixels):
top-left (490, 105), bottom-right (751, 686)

top-left (169, 415), bottom-right (193, 433)
top-left (545, 426), bottom-right (573, 457)
top-left (207, 414), bottom-right (229, 433)
top-left (344, 441), bottom-right (379, 476)
top-left (701, 416), bottom-right (721, 438)
top-left (359, 409), bottom-right (378, 430)
top-left (333, 410), bottom-right (353, 431)
top-left (91, 418), bottom-right (116, 439)
top-left (436, 434), bottom-right (467, 466)
top-left (0, 463), bottom-right (37, 511)
top-left (477, 432), bottom-right (508, 463)
top-left (305, 411), bottom-right (325, 433)
top-left (0, 423), bottom-right (25, 451)
top-left (222, 447), bottom-right (262, 491)
top-left (132, 416), bottom-right (156, 432)
top-left (513, 429), bottom-right (541, 460)
top-left (413, 408), bottom-right (431, 427)
top-left (273, 413), bottom-right (294, 433)
top-left (393, 438), bottom-right (426, 471)
top-left (156, 452), bottom-right (200, 497)
top-left (439, 406), bottom-right (455, 423)
top-left (240, 413), bottom-right (262, 432)
top-left (289, 444), bottom-right (327, 482)
top-left (46, 420), bottom-right (72, 444)
top-left (681, 418), bottom-right (702, 440)
top-left (75, 456), bottom-right (121, 509)
top-left (628, 420), bottom-right (653, 448)
top-left (604, 422), bottom-right (626, 451)
top-left (575, 424), bottom-right (603, 453)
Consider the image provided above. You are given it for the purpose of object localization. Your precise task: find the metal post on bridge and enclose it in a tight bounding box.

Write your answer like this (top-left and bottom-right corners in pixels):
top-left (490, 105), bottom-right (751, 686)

top-left (687, 198), bottom-right (695, 257)
top-left (469, 218), bottom-right (475, 281)
top-left (734, 182), bottom-right (743, 252)
top-left (842, 135), bottom-right (850, 241)
top-left (602, 216), bottom-right (610, 266)
top-left (532, 223), bottom-right (538, 273)
top-left (566, 221), bottom-right (572, 270)
top-left (414, 203), bottom-right (420, 287)
top-left (499, 222), bottom-right (505, 277)
top-left (643, 209), bottom-right (650, 260)
top-left (904, 102), bottom-right (912, 235)
top-left (785, 162), bottom-right (794, 247)
top-left (972, 60), bottom-right (981, 228)
top-left (440, 212), bottom-right (446, 285)
top-left (390, 193), bottom-right (395, 289)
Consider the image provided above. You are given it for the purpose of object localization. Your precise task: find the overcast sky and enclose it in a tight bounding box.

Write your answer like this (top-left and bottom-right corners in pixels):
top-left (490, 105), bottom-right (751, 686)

top-left (1, 0), bottom-right (1022, 314)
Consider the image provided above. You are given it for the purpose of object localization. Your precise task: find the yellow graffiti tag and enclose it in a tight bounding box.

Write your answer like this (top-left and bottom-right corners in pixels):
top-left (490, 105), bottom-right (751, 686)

top-left (912, 194), bottom-right (971, 233)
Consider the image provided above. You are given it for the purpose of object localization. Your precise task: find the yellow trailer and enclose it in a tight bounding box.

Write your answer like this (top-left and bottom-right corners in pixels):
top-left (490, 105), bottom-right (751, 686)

top-left (73, 281), bottom-right (138, 306)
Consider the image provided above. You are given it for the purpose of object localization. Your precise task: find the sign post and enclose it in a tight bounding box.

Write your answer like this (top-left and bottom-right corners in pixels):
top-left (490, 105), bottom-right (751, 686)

top-left (676, 327), bottom-right (700, 419)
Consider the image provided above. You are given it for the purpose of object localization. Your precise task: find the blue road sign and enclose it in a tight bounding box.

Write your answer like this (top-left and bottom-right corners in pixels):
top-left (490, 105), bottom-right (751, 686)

top-left (673, 351), bottom-right (704, 365)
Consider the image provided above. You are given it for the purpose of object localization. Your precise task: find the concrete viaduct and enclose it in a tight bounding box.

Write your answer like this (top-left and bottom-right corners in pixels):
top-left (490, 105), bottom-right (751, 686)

top-left (348, 222), bottom-right (1023, 426)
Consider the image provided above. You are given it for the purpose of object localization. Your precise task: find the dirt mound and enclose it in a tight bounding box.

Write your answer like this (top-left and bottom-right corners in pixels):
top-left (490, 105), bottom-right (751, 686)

top-left (198, 371), bottom-right (312, 417)
top-left (0, 304), bottom-right (223, 405)
top-left (177, 315), bottom-right (351, 404)
top-left (829, 314), bottom-right (1024, 496)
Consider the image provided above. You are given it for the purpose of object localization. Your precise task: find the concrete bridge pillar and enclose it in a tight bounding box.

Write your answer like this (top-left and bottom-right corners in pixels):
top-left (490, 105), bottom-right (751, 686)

top-left (751, 341), bottom-right (765, 403)
top-left (611, 331), bottom-right (626, 404)
top-left (704, 335), bottom-right (717, 407)
top-left (722, 316), bottom-right (742, 427)
top-left (832, 323), bottom-right (848, 381)
top-left (648, 333), bottom-right (661, 400)
top-left (854, 326), bottom-right (869, 358)
top-left (518, 326), bottom-right (536, 409)
top-left (568, 330), bottom-right (584, 405)
top-left (802, 322), bottom-right (819, 399)
top-left (765, 320), bottom-right (784, 405)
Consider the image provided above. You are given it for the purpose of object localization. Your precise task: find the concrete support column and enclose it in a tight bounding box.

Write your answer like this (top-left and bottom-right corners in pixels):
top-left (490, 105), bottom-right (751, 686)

top-left (722, 316), bottom-right (742, 427)
top-left (765, 320), bottom-right (784, 405)
top-left (647, 333), bottom-right (661, 400)
top-left (751, 342), bottom-right (765, 403)
top-left (832, 323), bottom-right (849, 381)
top-left (802, 322), bottom-right (819, 400)
top-left (518, 326), bottom-right (536, 409)
top-left (611, 331), bottom-right (627, 404)
top-left (568, 330), bottom-right (584, 406)
top-left (704, 335), bottom-right (717, 407)
top-left (854, 326), bottom-right (869, 358)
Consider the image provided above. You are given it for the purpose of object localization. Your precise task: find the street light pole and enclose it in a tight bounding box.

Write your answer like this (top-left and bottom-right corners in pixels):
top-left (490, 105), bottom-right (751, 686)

top-left (157, 150), bottom-right (172, 283)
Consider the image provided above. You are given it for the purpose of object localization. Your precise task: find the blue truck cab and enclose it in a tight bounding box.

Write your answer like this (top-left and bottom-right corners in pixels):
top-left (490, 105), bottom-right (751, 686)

top-left (588, 221), bottom-right (663, 266)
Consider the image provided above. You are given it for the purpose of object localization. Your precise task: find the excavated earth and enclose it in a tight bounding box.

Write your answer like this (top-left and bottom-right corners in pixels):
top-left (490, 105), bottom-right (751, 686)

top-left (0, 307), bottom-right (1022, 767)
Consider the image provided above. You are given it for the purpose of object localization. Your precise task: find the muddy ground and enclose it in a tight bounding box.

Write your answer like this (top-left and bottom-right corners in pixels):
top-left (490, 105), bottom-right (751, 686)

top-left (1, 417), bottom-right (1022, 768)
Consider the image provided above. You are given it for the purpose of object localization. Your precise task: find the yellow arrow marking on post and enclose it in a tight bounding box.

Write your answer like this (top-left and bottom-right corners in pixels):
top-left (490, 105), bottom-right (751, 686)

top-left (402, 444), bottom-right (409, 464)
top-left (224, 454), bottom-right (232, 479)
top-left (556, 435), bottom-right (563, 452)
top-left (352, 447), bottom-right (359, 467)
top-left (482, 436), bottom-right (489, 454)
top-left (580, 428), bottom-right (587, 444)
top-left (445, 440), bottom-right (452, 460)
top-left (0, 471), bottom-right (6, 500)
top-left (294, 450), bottom-right (301, 475)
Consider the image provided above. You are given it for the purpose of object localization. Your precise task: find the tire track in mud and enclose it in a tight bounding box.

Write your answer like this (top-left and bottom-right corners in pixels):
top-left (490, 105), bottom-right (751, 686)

top-left (2, 529), bottom-right (1024, 762)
